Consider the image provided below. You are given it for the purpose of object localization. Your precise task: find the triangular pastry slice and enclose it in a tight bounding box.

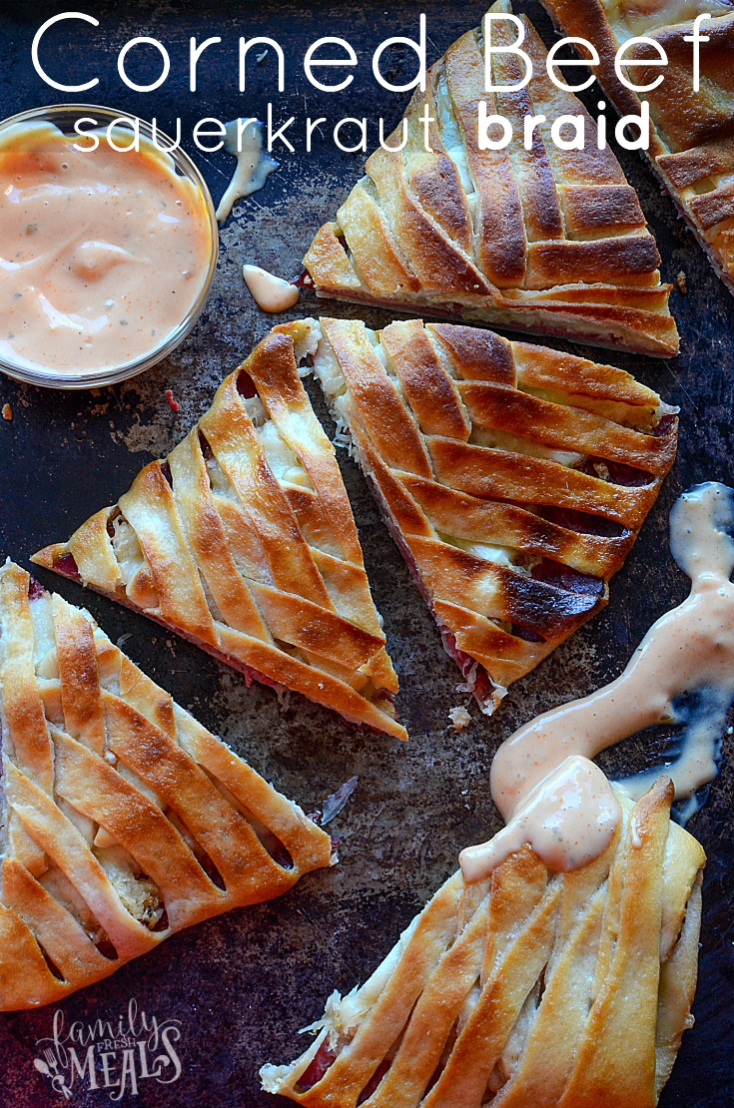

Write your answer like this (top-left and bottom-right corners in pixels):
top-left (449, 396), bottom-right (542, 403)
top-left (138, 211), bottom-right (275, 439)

top-left (0, 561), bottom-right (332, 1010)
top-left (307, 316), bottom-right (678, 713)
top-left (32, 322), bottom-right (405, 741)
top-left (302, 0), bottom-right (679, 357)
top-left (541, 0), bottom-right (734, 298)
top-left (261, 778), bottom-right (705, 1107)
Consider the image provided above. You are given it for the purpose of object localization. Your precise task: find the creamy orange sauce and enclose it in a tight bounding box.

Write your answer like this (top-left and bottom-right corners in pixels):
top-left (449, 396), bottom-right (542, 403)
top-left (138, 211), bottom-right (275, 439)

top-left (242, 264), bottom-right (300, 312)
top-left (461, 756), bottom-right (619, 879)
top-left (461, 482), bottom-right (734, 880)
top-left (0, 122), bottom-right (212, 377)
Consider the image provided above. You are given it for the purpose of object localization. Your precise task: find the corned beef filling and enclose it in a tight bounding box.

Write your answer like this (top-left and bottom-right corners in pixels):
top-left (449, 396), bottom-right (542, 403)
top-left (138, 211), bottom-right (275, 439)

top-left (53, 553), bottom-right (81, 582)
top-left (507, 623), bottom-right (545, 644)
top-left (538, 440), bottom-right (665, 533)
top-left (298, 1041), bottom-right (336, 1090)
top-left (531, 560), bottom-right (604, 597)
top-left (439, 626), bottom-right (497, 701)
top-left (582, 456), bottom-right (654, 488)
top-left (236, 369), bottom-right (257, 398)
top-left (298, 1043), bottom-right (393, 1100)
top-left (537, 506), bottom-right (626, 538)
top-left (650, 413), bottom-right (676, 438)
top-left (28, 576), bottom-right (46, 601)
top-left (359, 469), bottom-right (546, 700)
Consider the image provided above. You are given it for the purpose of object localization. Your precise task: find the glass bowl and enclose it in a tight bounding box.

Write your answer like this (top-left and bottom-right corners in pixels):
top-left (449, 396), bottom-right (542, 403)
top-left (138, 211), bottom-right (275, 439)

top-left (0, 104), bottom-right (218, 389)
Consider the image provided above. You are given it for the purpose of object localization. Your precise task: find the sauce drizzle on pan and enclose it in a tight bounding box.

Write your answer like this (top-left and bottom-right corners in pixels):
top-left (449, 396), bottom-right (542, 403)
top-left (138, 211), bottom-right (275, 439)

top-left (216, 119), bottom-right (277, 223)
top-left (461, 482), bottom-right (734, 879)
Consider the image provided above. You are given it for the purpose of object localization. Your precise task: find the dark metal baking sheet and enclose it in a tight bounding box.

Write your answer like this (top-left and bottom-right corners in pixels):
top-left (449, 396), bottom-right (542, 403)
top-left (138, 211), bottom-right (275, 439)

top-left (0, 2), bottom-right (732, 1105)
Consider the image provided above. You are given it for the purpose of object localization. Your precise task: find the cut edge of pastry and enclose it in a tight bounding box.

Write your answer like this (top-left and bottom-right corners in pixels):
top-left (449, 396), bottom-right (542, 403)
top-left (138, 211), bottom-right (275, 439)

top-left (301, 315), bottom-right (678, 715)
top-left (260, 780), bottom-right (706, 1106)
top-left (302, 0), bottom-right (680, 359)
top-left (31, 544), bottom-right (405, 741)
top-left (31, 323), bottom-right (407, 743)
top-left (0, 559), bottom-right (333, 1011)
top-left (304, 236), bottom-right (680, 359)
top-left (305, 315), bottom-right (509, 715)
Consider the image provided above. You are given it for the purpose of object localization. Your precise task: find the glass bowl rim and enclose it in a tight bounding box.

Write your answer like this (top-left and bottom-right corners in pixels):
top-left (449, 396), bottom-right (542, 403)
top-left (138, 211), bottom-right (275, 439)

top-left (0, 102), bottom-right (218, 390)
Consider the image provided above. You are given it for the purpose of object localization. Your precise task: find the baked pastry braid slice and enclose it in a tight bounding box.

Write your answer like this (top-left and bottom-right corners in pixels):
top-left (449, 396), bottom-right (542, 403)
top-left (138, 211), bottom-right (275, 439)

top-left (261, 778), bottom-right (705, 1108)
top-left (0, 561), bottom-right (332, 1010)
top-left (302, 0), bottom-right (679, 357)
top-left (307, 316), bottom-right (678, 713)
top-left (32, 322), bottom-right (405, 741)
top-left (541, 0), bottom-right (734, 299)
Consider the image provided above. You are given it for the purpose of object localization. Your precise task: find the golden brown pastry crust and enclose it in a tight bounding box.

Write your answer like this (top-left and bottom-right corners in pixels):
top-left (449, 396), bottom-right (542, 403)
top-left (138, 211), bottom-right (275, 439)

top-left (309, 316), bottom-right (678, 712)
top-left (302, 0), bottom-right (679, 357)
top-left (261, 778), bottom-right (705, 1108)
top-left (32, 323), bottom-right (405, 741)
top-left (0, 561), bottom-right (332, 1011)
top-left (541, 0), bottom-right (734, 297)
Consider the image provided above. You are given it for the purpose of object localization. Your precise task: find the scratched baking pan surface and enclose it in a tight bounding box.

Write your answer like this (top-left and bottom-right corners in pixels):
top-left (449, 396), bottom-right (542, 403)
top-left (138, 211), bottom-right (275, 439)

top-left (0, 2), bottom-right (732, 1105)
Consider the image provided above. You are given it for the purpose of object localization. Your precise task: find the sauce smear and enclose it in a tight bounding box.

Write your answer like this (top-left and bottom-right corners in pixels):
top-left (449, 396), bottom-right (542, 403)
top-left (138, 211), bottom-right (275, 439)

top-left (216, 119), bottom-right (277, 223)
top-left (242, 264), bottom-right (300, 312)
top-left (461, 481), bottom-right (734, 881)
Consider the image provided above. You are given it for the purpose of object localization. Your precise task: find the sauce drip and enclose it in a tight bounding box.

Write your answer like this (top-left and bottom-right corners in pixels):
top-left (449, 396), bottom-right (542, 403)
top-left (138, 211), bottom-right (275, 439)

top-left (461, 482), bottom-right (734, 881)
top-left (0, 122), bottom-right (212, 377)
top-left (216, 119), bottom-right (277, 223)
top-left (242, 264), bottom-right (300, 313)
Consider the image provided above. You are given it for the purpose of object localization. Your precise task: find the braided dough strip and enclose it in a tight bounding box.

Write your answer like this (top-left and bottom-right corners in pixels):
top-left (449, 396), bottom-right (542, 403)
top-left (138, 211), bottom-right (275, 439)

top-left (0, 562), bottom-right (332, 1010)
top-left (540, 0), bottom-right (734, 301)
top-left (33, 323), bottom-right (404, 741)
top-left (261, 779), bottom-right (705, 1108)
top-left (303, 0), bottom-right (679, 357)
top-left (308, 316), bottom-right (677, 712)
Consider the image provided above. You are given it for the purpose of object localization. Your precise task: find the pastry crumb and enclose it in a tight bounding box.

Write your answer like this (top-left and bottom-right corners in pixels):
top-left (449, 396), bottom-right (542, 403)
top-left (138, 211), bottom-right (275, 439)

top-left (2, 403), bottom-right (12, 421)
top-left (448, 705), bottom-right (472, 731)
top-left (676, 270), bottom-right (688, 294)
top-left (165, 388), bottom-right (180, 412)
